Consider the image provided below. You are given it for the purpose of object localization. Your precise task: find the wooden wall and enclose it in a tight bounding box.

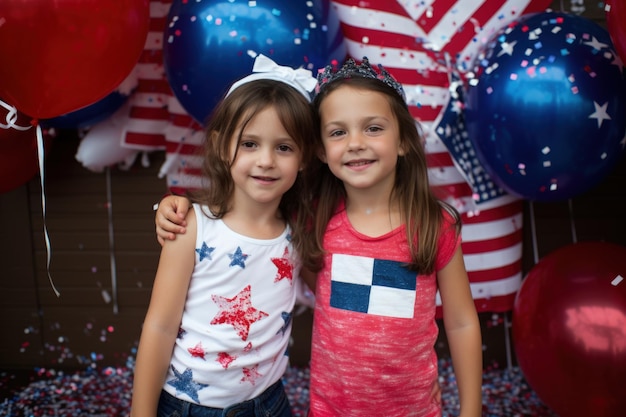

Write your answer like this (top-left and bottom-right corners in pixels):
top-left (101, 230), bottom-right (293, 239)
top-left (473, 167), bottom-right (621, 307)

top-left (1, 133), bottom-right (163, 369)
top-left (0, 0), bottom-right (623, 372)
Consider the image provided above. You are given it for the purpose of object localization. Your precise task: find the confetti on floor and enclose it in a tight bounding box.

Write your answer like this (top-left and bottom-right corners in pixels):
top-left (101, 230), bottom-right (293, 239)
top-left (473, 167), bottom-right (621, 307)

top-left (0, 359), bottom-right (559, 417)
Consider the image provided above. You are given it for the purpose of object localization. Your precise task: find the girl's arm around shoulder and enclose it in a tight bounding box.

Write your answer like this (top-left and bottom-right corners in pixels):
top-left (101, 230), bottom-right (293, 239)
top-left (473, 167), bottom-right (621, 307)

top-left (130, 207), bottom-right (198, 417)
top-left (155, 194), bottom-right (192, 245)
top-left (437, 247), bottom-right (483, 417)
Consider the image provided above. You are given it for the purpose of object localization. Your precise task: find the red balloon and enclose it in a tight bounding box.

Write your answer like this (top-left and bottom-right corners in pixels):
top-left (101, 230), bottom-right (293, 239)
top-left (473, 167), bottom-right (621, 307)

top-left (513, 242), bottom-right (626, 417)
top-left (0, 114), bottom-right (54, 194)
top-left (606, 0), bottom-right (626, 62)
top-left (0, 0), bottom-right (149, 119)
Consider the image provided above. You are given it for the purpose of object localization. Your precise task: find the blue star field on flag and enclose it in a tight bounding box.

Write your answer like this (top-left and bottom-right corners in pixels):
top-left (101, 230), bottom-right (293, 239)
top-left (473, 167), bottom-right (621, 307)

top-left (435, 75), bottom-right (507, 205)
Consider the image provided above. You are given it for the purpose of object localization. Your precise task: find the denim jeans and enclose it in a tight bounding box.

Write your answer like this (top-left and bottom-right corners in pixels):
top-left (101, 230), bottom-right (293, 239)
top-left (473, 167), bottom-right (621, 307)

top-left (156, 379), bottom-right (293, 417)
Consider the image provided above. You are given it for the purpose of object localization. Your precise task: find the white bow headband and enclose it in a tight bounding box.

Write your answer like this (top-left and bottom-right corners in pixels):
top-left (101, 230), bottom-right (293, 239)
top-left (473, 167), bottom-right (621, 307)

top-left (226, 54), bottom-right (318, 102)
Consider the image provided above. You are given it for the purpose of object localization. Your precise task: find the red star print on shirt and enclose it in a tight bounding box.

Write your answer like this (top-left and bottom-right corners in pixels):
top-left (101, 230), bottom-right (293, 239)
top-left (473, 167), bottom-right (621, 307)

top-left (241, 364), bottom-right (263, 385)
top-left (188, 342), bottom-right (207, 360)
top-left (271, 247), bottom-right (294, 283)
top-left (210, 285), bottom-right (268, 341)
top-left (216, 352), bottom-right (237, 369)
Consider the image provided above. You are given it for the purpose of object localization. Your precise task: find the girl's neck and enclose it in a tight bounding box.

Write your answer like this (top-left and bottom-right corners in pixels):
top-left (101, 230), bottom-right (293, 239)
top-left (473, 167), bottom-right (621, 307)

top-left (344, 190), bottom-right (402, 237)
top-left (220, 203), bottom-right (286, 239)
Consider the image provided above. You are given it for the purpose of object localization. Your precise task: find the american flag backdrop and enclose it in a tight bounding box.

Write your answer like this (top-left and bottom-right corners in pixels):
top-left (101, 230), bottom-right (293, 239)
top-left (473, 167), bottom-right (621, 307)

top-left (120, 0), bottom-right (206, 195)
top-left (117, 0), bottom-right (554, 314)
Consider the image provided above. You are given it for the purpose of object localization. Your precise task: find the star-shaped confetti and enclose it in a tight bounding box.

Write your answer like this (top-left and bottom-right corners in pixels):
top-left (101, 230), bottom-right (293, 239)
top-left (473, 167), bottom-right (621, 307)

top-left (497, 40), bottom-right (517, 57)
top-left (228, 246), bottom-right (249, 268)
top-left (195, 242), bottom-right (215, 262)
top-left (272, 247), bottom-right (294, 283)
top-left (166, 366), bottom-right (208, 403)
top-left (177, 327), bottom-right (187, 340)
top-left (583, 35), bottom-right (609, 52)
top-left (210, 285), bottom-right (268, 341)
top-left (588, 101), bottom-right (611, 128)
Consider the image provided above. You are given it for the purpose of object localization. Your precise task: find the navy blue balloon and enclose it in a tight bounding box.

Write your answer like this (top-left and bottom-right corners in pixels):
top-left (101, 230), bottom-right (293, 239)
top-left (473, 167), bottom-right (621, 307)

top-left (465, 12), bottom-right (626, 201)
top-left (163, 0), bottom-right (346, 125)
top-left (40, 91), bottom-right (129, 129)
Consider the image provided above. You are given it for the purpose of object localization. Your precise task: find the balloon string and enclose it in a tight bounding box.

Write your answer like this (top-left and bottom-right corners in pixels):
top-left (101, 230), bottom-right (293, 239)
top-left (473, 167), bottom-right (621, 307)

top-left (567, 199), bottom-right (578, 244)
top-left (105, 167), bottom-right (119, 315)
top-left (528, 201), bottom-right (539, 265)
top-left (503, 314), bottom-right (513, 370)
top-left (0, 99), bottom-right (31, 130)
top-left (37, 125), bottom-right (61, 297)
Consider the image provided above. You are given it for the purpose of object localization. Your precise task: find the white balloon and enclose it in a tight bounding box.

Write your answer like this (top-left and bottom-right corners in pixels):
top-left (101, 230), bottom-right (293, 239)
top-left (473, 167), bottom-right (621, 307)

top-left (75, 101), bottom-right (139, 172)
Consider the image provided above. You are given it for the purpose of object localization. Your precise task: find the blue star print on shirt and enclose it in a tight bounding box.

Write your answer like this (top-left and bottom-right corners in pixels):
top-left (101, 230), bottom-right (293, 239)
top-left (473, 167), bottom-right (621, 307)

top-left (166, 366), bottom-right (208, 403)
top-left (228, 246), bottom-right (249, 268)
top-left (195, 242), bottom-right (215, 262)
top-left (276, 311), bottom-right (292, 336)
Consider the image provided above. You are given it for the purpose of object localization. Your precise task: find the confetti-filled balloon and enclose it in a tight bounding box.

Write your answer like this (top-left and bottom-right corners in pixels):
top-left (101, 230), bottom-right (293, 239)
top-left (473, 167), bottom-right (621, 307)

top-left (163, 0), bottom-right (347, 125)
top-left (512, 241), bottom-right (626, 417)
top-left (606, 0), bottom-right (626, 63)
top-left (0, 0), bottom-right (149, 119)
top-left (465, 12), bottom-right (626, 201)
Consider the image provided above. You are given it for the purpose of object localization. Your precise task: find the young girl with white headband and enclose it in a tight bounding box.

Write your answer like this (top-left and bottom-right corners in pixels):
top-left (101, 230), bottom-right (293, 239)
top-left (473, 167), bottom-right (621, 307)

top-left (130, 55), bottom-right (318, 417)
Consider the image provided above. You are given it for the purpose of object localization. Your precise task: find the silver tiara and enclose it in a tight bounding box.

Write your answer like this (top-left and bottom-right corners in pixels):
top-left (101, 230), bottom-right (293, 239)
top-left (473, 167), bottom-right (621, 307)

top-left (316, 57), bottom-right (405, 100)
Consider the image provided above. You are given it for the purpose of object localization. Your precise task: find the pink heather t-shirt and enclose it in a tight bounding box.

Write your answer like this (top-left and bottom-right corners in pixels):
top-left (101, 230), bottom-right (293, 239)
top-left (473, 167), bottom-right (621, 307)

top-left (309, 204), bottom-right (460, 417)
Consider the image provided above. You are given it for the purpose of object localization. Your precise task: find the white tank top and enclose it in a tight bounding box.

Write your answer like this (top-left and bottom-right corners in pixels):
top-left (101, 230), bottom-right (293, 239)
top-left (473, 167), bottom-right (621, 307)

top-left (162, 203), bottom-right (301, 407)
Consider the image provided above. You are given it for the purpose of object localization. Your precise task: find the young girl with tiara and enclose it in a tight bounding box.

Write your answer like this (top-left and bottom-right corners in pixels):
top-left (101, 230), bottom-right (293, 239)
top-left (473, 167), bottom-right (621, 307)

top-left (305, 58), bottom-right (482, 416)
top-left (155, 57), bottom-right (483, 416)
top-left (130, 55), bottom-right (318, 417)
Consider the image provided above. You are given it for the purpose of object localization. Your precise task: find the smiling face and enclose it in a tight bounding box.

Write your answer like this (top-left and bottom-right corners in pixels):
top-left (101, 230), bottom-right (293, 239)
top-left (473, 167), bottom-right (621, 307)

top-left (318, 84), bottom-right (405, 197)
top-left (229, 105), bottom-right (303, 209)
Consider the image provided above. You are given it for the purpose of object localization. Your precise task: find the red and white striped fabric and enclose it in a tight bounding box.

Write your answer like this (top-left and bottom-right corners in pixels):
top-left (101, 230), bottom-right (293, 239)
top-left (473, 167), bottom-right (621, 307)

top-left (120, 1), bottom-right (172, 152)
top-left (126, 0), bottom-right (551, 313)
top-left (118, 1), bottom-right (205, 194)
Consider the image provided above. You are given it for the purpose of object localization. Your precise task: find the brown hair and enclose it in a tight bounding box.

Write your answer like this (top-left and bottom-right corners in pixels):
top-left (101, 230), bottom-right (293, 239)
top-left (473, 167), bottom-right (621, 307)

top-left (189, 79), bottom-right (317, 270)
top-left (308, 76), bottom-right (460, 273)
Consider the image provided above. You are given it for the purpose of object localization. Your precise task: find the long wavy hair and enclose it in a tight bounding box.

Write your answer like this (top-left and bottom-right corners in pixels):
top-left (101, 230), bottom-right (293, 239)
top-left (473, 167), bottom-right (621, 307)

top-left (189, 79), bottom-right (318, 270)
top-left (308, 76), bottom-right (461, 273)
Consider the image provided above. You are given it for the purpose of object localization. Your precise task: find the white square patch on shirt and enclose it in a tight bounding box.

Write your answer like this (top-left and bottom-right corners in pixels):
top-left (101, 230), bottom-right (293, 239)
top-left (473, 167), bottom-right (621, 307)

top-left (368, 285), bottom-right (416, 318)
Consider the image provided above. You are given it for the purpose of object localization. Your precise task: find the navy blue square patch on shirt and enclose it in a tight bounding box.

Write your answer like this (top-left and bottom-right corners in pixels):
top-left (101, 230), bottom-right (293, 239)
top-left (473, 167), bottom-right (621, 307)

top-left (371, 259), bottom-right (416, 290)
top-left (330, 281), bottom-right (371, 313)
